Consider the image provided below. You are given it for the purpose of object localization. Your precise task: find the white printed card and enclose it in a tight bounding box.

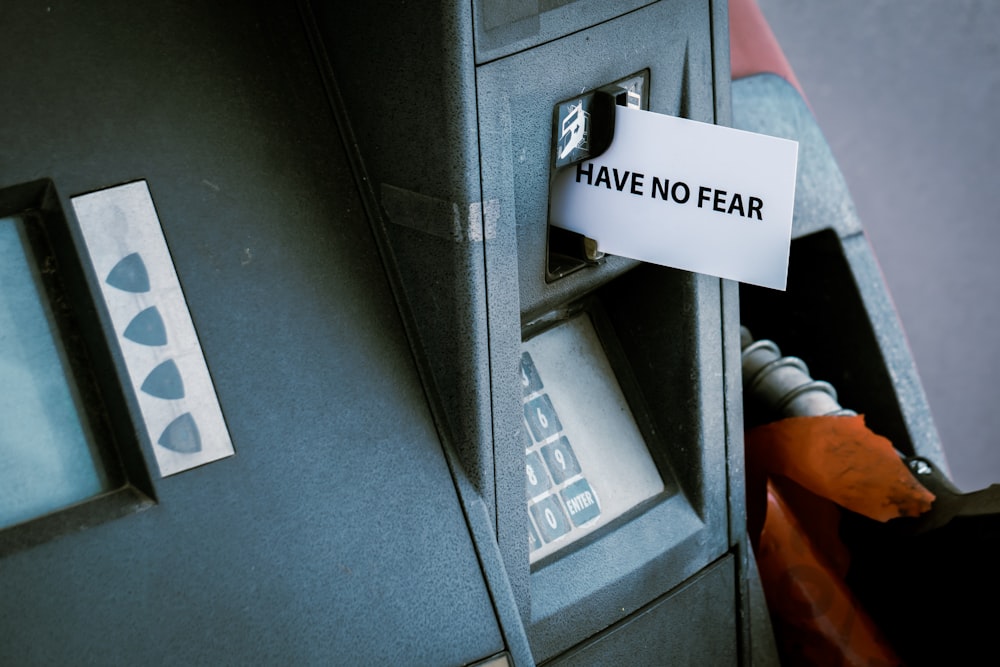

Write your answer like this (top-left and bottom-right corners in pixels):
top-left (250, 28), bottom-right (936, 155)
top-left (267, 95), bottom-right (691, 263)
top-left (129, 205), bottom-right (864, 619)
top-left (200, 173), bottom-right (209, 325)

top-left (549, 105), bottom-right (798, 290)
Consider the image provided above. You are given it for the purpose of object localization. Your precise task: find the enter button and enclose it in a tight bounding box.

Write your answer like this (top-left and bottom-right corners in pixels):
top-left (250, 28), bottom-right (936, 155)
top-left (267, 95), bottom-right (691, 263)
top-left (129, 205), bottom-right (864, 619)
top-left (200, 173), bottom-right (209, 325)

top-left (561, 478), bottom-right (600, 527)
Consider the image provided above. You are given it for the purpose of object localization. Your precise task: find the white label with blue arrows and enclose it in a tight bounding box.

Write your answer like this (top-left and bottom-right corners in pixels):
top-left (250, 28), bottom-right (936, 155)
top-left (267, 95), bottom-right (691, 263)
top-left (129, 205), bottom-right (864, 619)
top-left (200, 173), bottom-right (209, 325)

top-left (72, 181), bottom-right (234, 477)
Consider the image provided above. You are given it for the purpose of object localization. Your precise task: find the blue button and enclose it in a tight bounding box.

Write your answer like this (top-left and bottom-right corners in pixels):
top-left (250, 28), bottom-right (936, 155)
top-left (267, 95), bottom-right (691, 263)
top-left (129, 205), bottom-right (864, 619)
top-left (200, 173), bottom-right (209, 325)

top-left (141, 359), bottom-right (185, 400)
top-left (123, 306), bottom-right (168, 346)
top-left (526, 451), bottom-right (550, 499)
top-left (106, 252), bottom-right (150, 293)
top-left (520, 352), bottom-right (543, 397)
top-left (524, 394), bottom-right (562, 443)
top-left (540, 436), bottom-right (581, 484)
top-left (561, 478), bottom-right (601, 527)
top-left (529, 495), bottom-right (571, 543)
top-left (158, 412), bottom-right (202, 453)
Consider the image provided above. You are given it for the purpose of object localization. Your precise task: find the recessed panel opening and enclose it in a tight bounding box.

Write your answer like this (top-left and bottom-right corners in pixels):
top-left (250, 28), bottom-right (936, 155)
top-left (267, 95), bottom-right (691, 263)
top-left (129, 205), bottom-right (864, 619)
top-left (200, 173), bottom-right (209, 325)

top-left (522, 312), bottom-right (665, 564)
top-left (0, 215), bottom-right (115, 528)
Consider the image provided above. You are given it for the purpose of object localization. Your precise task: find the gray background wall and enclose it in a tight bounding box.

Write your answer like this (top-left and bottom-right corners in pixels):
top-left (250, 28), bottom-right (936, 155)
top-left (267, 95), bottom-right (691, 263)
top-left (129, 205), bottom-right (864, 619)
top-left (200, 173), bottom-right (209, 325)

top-left (756, 0), bottom-right (1000, 491)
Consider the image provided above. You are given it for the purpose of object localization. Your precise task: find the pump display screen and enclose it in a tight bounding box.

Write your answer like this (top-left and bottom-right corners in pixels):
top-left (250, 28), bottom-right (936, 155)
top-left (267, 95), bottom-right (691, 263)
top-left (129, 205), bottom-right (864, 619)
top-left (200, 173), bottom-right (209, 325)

top-left (523, 313), bottom-right (664, 564)
top-left (0, 216), bottom-right (111, 529)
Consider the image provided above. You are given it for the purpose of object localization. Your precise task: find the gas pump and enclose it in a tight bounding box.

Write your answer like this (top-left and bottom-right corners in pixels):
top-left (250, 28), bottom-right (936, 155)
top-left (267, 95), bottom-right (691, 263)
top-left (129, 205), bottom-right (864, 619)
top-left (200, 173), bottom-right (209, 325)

top-left (0, 1), bottom-right (772, 664)
top-left (310, 1), bottom-right (758, 663)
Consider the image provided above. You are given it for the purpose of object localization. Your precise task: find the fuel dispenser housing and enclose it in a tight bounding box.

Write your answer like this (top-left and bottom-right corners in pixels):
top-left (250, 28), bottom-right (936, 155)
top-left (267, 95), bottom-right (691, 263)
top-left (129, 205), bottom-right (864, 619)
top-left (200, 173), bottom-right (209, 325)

top-left (310, 0), bottom-right (757, 662)
top-left (0, 1), bottom-right (772, 664)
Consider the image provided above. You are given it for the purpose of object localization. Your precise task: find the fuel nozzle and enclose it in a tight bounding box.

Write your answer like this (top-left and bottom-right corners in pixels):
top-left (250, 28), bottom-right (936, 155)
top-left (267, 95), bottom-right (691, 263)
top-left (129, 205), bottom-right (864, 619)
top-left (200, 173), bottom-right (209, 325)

top-left (740, 326), bottom-right (855, 418)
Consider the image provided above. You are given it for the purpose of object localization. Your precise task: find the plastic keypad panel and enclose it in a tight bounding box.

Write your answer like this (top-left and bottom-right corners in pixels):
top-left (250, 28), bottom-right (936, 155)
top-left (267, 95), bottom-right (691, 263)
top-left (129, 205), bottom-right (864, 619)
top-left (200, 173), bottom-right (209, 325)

top-left (523, 314), bottom-right (664, 564)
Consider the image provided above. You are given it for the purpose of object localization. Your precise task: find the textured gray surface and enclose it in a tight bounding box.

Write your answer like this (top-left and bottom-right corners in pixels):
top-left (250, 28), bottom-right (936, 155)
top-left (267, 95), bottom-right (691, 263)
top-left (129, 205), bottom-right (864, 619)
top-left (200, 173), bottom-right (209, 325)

top-left (547, 556), bottom-right (737, 667)
top-left (732, 74), bottom-right (947, 472)
top-left (0, 1), bottom-right (761, 662)
top-left (0, 2), bottom-right (505, 664)
top-left (757, 0), bottom-right (1000, 491)
top-left (473, 2), bottom-right (737, 658)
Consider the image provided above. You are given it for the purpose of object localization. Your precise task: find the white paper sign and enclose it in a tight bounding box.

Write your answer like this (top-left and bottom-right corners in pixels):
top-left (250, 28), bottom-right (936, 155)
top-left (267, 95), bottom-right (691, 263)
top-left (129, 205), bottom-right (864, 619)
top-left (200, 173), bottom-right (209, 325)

top-left (549, 106), bottom-right (798, 290)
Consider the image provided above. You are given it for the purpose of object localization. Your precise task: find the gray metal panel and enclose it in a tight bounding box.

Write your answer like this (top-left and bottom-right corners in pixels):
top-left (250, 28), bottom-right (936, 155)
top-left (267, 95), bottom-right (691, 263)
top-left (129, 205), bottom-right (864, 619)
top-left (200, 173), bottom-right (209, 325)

top-left (308, 0), bottom-right (747, 663)
top-left (472, 0), bottom-right (657, 64)
top-left (733, 74), bottom-right (946, 469)
top-left (546, 556), bottom-right (738, 666)
top-left (308, 0), bottom-right (504, 540)
top-left (529, 493), bottom-right (716, 661)
top-left (731, 74), bottom-right (863, 240)
top-left (476, 0), bottom-right (719, 324)
top-left (0, 1), bottom-right (503, 664)
top-left (477, 4), bottom-right (735, 660)
top-left (307, 1), bottom-right (535, 633)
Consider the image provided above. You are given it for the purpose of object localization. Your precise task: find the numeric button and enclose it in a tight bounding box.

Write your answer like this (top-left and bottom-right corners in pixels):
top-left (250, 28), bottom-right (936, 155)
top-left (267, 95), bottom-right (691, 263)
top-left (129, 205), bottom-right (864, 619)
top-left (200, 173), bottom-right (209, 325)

top-left (520, 352), bottom-right (543, 397)
top-left (530, 495), bottom-right (571, 543)
top-left (524, 394), bottom-right (562, 443)
top-left (526, 451), bottom-right (551, 499)
top-left (540, 436), bottom-right (581, 484)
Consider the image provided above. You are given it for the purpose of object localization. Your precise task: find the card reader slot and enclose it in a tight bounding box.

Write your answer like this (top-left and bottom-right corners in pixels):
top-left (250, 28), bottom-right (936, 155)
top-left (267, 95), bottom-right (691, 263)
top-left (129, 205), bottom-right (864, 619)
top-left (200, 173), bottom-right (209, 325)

top-left (545, 71), bottom-right (650, 281)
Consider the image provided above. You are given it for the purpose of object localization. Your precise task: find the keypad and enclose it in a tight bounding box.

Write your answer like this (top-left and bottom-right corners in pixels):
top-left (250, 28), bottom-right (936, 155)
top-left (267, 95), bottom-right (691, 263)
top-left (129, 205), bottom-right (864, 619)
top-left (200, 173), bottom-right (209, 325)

top-left (523, 351), bottom-right (601, 555)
